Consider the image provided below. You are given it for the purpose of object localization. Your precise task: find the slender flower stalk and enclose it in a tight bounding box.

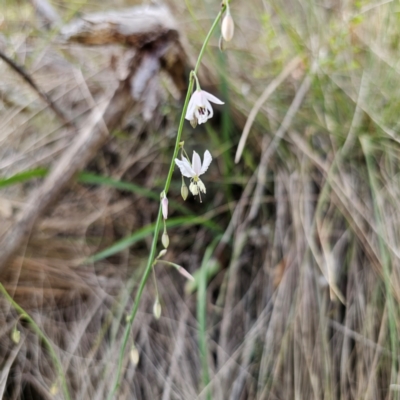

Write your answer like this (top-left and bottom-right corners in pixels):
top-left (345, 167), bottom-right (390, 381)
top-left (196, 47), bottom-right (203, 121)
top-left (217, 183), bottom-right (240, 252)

top-left (107, 7), bottom-right (227, 399)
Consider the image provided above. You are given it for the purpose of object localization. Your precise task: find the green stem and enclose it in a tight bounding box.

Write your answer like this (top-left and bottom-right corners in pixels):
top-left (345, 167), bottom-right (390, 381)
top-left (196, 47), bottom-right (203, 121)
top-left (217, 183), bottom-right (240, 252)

top-left (0, 283), bottom-right (71, 400)
top-left (194, 9), bottom-right (224, 75)
top-left (107, 7), bottom-right (226, 399)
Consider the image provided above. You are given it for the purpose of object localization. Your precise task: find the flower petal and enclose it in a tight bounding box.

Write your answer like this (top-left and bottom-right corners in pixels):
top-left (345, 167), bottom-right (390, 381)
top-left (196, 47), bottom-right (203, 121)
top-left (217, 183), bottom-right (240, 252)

top-left (203, 91), bottom-right (224, 105)
top-left (195, 90), bottom-right (205, 107)
top-left (175, 158), bottom-right (195, 178)
top-left (205, 99), bottom-right (214, 119)
top-left (192, 151), bottom-right (202, 175)
top-left (196, 108), bottom-right (208, 124)
top-left (198, 179), bottom-right (206, 194)
top-left (189, 181), bottom-right (199, 195)
top-left (185, 96), bottom-right (196, 120)
top-left (200, 150), bottom-right (212, 175)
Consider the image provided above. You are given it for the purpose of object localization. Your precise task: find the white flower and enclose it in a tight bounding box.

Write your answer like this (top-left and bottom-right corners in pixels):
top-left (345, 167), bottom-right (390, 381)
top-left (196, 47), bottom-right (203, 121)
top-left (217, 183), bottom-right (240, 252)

top-left (175, 150), bottom-right (212, 199)
top-left (185, 90), bottom-right (224, 128)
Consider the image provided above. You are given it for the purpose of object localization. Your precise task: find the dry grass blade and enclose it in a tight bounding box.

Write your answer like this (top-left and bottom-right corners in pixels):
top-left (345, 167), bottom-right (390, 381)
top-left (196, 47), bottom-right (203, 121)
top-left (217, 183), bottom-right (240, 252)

top-left (248, 63), bottom-right (316, 220)
top-left (234, 56), bottom-right (302, 164)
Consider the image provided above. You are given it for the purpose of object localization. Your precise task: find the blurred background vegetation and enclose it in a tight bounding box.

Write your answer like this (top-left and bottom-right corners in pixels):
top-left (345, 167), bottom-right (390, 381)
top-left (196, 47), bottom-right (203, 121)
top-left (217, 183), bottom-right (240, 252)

top-left (1, 0), bottom-right (400, 399)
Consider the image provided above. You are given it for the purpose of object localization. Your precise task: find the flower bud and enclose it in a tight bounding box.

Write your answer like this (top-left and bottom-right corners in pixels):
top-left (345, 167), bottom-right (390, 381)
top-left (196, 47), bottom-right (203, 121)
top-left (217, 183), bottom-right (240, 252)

top-left (161, 196), bottom-right (168, 220)
top-left (162, 231), bottom-right (169, 248)
top-left (157, 249), bottom-right (167, 259)
top-left (153, 298), bottom-right (161, 320)
top-left (11, 326), bottom-right (20, 344)
top-left (130, 344), bottom-right (140, 366)
top-left (181, 183), bottom-right (189, 201)
top-left (221, 12), bottom-right (234, 42)
top-left (50, 383), bottom-right (59, 395)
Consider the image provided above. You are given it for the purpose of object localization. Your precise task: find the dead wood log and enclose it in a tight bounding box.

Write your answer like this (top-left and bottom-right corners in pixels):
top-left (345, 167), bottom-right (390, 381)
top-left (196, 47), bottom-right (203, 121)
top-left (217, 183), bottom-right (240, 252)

top-left (0, 5), bottom-right (186, 273)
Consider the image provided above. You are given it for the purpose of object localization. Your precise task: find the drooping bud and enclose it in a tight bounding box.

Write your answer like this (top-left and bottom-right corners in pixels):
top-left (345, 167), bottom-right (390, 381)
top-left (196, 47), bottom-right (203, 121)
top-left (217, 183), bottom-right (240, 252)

top-left (177, 266), bottom-right (195, 281)
top-left (221, 12), bottom-right (235, 42)
top-left (161, 195), bottom-right (168, 220)
top-left (130, 343), bottom-right (140, 366)
top-left (162, 231), bottom-right (169, 248)
top-left (153, 297), bottom-right (161, 320)
top-left (11, 326), bottom-right (20, 344)
top-left (181, 182), bottom-right (189, 201)
top-left (50, 383), bottom-right (59, 395)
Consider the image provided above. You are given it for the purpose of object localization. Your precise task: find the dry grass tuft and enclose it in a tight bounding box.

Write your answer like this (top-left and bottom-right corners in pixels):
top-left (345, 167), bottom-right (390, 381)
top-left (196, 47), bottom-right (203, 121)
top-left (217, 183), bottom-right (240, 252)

top-left (1, 0), bottom-right (400, 399)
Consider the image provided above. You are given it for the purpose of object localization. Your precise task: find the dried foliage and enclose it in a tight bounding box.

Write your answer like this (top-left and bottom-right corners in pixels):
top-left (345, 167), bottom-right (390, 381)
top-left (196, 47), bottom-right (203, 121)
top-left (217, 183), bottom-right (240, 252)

top-left (1, 0), bottom-right (400, 399)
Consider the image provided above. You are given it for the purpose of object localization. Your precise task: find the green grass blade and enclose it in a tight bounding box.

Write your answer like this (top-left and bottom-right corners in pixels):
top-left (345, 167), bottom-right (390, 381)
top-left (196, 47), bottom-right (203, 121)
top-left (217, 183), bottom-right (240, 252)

top-left (0, 168), bottom-right (48, 188)
top-left (78, 172), bottom-right (191, 215)
top-left (87, 216), bottom-right (222, 263)
top-left (78, 172), bottom-right (157, 200)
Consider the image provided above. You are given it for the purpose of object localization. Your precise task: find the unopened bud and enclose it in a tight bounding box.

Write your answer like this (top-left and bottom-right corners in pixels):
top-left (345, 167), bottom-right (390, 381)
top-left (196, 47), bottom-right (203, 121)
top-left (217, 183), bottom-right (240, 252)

top-left (130, 344), bottom-right (140, 365)
top-left (153, 298), bottom-right (161, 320)
top-left (181, 183), bottom-right (189, 201)
top-left (50, 383), bottom-right (59, 395)
top-left (11, 326), bottom-right (20, 344)
top-left (157, 249), bottom-right (167, 259)
top-left (221, 12), bottom-right (235, 42)
top-left (162, 231), bottom-right (169, 248)
top-left (161, 196), bottom-right (168, 219)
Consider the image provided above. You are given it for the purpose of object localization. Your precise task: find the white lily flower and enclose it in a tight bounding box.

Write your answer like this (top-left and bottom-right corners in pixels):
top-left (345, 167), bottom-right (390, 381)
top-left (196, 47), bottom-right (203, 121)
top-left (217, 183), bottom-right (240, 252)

top-left (175, 150), bottom-right (212, 199)
top-left (185, 90), bottom-right (224, 128)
